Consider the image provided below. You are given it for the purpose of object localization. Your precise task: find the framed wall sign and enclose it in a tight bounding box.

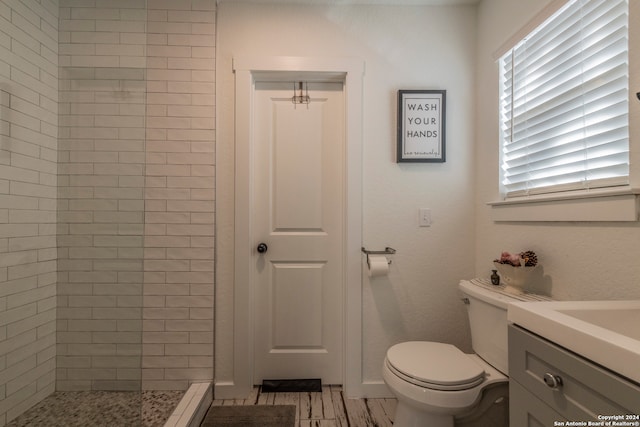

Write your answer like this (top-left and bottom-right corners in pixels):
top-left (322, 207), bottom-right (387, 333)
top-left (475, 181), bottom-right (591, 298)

top-left (397, 89), bottom-right (446, 163)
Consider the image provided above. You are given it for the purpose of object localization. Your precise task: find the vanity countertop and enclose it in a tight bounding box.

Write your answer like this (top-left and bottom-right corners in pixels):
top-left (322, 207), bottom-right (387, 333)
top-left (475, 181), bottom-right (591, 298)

top-left (508, 299), bottom-right (640, 385)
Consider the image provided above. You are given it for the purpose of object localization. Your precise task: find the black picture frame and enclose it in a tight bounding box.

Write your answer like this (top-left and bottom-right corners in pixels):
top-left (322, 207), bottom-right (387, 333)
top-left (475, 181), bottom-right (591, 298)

top-left (397, 89), bottom-right (446, 163)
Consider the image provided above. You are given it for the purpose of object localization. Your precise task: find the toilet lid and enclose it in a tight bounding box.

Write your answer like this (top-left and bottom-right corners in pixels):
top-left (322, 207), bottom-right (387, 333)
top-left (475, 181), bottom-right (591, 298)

top-left (386, 342), bottom-right (485, 391)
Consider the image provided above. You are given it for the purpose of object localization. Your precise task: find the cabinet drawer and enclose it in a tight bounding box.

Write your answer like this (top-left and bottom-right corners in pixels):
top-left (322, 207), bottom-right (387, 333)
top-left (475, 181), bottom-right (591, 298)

top-left (509, 325), bottom-right (640, 419)
top-left (510, 379), bottom-right (564, 427)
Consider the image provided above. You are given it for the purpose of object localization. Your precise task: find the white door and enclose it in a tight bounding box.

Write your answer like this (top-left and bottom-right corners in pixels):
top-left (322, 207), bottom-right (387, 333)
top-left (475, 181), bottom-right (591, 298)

top-left (252, 81), bottom-right (344, 384)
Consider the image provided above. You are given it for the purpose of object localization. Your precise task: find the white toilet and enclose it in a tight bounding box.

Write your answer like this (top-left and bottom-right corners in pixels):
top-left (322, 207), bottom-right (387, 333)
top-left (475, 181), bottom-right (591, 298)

top-left (383, 279), bottom-right (542, 427)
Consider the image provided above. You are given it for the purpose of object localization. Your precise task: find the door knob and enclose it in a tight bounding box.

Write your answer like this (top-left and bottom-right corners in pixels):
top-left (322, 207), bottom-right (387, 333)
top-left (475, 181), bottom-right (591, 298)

top-left (256, 243), bottom-right (268, 254)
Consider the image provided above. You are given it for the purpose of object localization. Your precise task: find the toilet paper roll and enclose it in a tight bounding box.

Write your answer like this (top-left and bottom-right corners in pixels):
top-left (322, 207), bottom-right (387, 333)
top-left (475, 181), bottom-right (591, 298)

top-left (368, 255), bottom-right (389, 277)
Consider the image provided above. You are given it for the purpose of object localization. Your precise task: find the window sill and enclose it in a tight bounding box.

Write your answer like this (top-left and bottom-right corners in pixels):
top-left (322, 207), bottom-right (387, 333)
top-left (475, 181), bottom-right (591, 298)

top-left (488, 187), bottom-right (640, 222)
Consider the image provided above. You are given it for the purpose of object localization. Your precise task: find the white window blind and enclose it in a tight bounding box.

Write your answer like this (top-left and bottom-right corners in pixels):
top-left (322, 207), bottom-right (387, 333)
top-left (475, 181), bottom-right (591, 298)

top-left (499, 0), bottom-right (629, 198)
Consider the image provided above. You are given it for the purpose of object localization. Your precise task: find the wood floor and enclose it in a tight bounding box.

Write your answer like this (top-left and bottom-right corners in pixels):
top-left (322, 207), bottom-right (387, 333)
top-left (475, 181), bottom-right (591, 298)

top-left (211, 385), bottom-right (397, 427)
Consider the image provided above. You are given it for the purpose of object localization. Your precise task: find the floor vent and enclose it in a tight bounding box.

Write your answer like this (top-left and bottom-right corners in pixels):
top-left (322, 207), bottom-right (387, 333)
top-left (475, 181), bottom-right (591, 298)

top-left (261, 379), bottom-right (322, 393)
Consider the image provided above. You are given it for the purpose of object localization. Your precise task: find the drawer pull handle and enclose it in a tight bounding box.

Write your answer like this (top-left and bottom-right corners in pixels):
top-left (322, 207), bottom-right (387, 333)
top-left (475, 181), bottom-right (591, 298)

top-left (543, 373), bottom-right (563, 389)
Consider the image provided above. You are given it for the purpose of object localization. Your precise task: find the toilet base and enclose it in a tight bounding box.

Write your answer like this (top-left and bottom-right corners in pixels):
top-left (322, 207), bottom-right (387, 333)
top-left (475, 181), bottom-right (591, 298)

top-left (394, 401), bottom-right (454, 427)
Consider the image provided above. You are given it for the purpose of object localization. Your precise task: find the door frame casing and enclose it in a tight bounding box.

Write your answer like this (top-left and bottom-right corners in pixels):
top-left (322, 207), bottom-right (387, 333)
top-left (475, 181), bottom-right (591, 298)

top-left (224, 56), bottom-right (364, 398)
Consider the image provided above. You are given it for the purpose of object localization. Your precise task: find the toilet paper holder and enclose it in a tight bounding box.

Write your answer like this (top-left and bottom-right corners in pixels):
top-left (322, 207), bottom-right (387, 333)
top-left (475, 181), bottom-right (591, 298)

top-left (361, 246), bottom-right (396, 267)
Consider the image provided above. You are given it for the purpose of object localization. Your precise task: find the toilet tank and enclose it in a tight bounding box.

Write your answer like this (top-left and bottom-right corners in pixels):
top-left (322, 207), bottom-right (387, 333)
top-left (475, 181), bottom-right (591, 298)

top-left (459, 279), bottom-right (525, 376)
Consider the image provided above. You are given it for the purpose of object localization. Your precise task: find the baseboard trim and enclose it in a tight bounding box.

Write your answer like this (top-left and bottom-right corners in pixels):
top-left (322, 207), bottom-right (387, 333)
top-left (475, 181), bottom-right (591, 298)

top-left (360, 381), bottom-right (393, 398)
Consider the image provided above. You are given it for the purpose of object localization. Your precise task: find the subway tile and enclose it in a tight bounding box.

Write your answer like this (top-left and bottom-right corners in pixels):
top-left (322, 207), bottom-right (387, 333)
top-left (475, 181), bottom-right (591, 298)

top-left (143, 200), bottom-right (167, 212)
top-left (0, 304), bottom-right (37, 329)
top-left (95, 43), bottom-right (145, 57)
top-left (164, 367), bottom-right (212, 381)
top-left (66, 368), bottom-right (117, 380)
top-left (147, 20), bottom-right (191, 35)
top-left (188, 356), bottom-right (213, 368)
top-left (7, 311), bottom-right (55, 339)
top-left (147, 10), bottom-right (167, 22)
top-left (146, 92), bottom-right (191, 105)
top-left (143, 295), bottom-right (166, 308)
top-left (145, 259), bottom-right (189, 272)
top-left (166, 176), bottom-right (213, 188)
top-left (142, 356), bottom-right (187, 368)
top-left (168, 10), bottom-right (214, 24)
top-left (8, 235), bottom-right (56, 252)
top-left (70, 31), bottom-right (120, 44)
top-left (167, 104), bottom-right (214, 117)
top-left (141, 368), bottom-right (165, 380)
top-left (189, 165), bottom-right (215, 177)
top-left (146, 140), bottom-right (190, 152)
top-left (143, 308), bottom-right (189, 320)
top-left (143, 332), bottom-right (188, 344)
top-left (94, 236), bottom-right (142, 249)
top-left (191, 46), bottom-right (215, 58)
top-left (164, 344), bottom-right (211, 356)
top-left (71, 55), bottom-right (120, 68)
top-left (93, 163), bottom-right (143, 176)
top-left (167, 34), bottom-right (213, 47)
top-left (91, 307), bottom-right (141, 320)
top-left (188, 332), bottom-right (213, 344)
top-left (166, 200), bottom-right (214, 212)
top-left (141, 224), bottom-right (165, 235)
top-left (1, 0), bottom-right (213, 403)
top-left (0, 224), bottom-right (39, 239)
top-left (147, 45), bottom-right (191, 58)
top-left (92, 332), bottom-right (141, 344)
top-left (59, 19), bottom-right (95, 32)
top-left (166, 247), bottom-right (214, 263)
top-left (144, 56), bottom-right (166, 70)
top-left (146, 0), bottom-right (192, 11)
top-left (68, 247), bottom-right (118, 259)
top-left (119, 32), bottom-right (147, 46)
top-left (0, 251), bottom-right (39, 269)
top-left (93, 211), bottom-right (143, 224)
top-left (57, 355), bottom-right (92, 368)
top-left (165, 320), bottom-right (212, 332)
top-left (166, 224), bottom-right (213, 236)
top-left (146, 33), bottom-right (167, 46)
top-left (146, 68), bottom-right (192, 82)
top-left (143, 248), bottom-right (166, 259)
top-left (145, 152), bottom-right (167, 165)
top-left (165, 295), bottom-right (213, 308)
top-left (144, 176), bottom-right (167, 188)
top-left (7, 359), bottom-right (55, 396)
top-left (143, 284), bottom-right (189, 296)
top-left (166, 129), bottom-right (214, 141)
top-left (145, 212), bottom-right (190, 224)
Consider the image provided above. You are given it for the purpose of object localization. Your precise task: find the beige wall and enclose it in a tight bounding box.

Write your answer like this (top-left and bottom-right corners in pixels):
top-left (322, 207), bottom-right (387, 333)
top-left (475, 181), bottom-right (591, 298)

top-left (474, 0), bottom-right (640, 301)
top-left (216, 2), bottom-right (477, 392)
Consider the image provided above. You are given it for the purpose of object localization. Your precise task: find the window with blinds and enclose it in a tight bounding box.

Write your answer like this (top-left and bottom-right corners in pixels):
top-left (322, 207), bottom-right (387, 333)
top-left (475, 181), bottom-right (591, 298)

top-left (499, 0), bottom-right (629, 198)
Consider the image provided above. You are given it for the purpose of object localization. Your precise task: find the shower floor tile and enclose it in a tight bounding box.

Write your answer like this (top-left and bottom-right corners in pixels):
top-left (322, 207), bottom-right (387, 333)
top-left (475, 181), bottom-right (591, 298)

top-left (7, 390), bottom-right (185, 427)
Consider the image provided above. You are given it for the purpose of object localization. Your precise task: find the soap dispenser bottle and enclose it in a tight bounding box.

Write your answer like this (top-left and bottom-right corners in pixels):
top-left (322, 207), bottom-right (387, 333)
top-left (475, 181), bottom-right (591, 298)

top-left (490, 270), bottom-right (500, 286)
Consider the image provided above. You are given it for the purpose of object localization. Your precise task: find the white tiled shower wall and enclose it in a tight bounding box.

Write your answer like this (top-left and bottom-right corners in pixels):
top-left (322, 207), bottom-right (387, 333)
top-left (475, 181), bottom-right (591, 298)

top-left (0, 0), bottom-right (59, 424)
top-left (58, 0), bottom-right (216, 392)
top-left (57, 0), bottom-right (148, 391)
top-left (2, 0), bottom-right (215, 422)
top-left (141, 0), bottom-right (215, 391)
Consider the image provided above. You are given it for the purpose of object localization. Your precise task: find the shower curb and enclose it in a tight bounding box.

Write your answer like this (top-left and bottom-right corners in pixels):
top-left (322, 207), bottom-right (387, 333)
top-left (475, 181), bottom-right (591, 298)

top-left (163, 382), bottom-right (212, 427)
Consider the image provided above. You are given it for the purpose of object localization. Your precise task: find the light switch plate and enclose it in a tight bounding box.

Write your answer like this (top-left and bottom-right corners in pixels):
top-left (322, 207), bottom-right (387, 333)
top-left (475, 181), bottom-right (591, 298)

top-left (419, 208), bottom-right (431, 227)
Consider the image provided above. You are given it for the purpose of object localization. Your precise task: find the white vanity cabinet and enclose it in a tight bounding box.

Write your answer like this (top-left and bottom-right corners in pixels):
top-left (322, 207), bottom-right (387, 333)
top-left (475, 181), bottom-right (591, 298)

top-left (508, 324), bottom-right (640, 426)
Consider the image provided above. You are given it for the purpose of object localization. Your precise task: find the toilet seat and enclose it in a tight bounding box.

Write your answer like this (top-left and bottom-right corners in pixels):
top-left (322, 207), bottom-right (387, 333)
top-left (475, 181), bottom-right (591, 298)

top-left (385, 342), bottom-right (485, 391)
